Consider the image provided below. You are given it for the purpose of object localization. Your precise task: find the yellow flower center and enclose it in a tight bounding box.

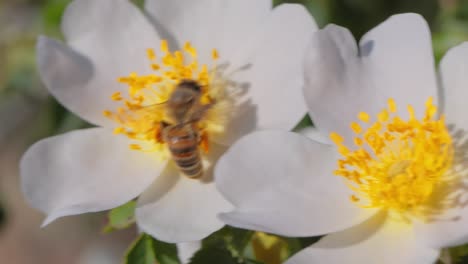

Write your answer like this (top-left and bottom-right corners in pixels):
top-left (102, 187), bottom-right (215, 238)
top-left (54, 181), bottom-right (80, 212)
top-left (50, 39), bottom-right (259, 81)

top-left (330, 97), bottom-right (454, 222)
top-left (103, 40), bottom-right (234, 155)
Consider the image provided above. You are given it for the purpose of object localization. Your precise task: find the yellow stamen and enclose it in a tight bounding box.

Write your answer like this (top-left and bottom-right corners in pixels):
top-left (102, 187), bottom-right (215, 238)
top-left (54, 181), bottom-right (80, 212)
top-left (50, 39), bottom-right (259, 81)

top-left (151, 64), bottom-right (160, 71)
top-left (111, 92), bottom-right (123, 101)
top-left (388, 98), bottom-right (397, 113)
top-left (184, 42), bottom-right (197, 58)
top-left (129, 144), bottom-right (142, 150)
top-left (350, 122), bottom-right (362, 134)
top-left (212, 49), bottom-right (219, 60)
top-left (358, 112), bottom-right (370, 123)
top-left (330, 97), bottom-right (454, 222)
top-left (330, 132), bottom-right (344, 145)
top-left (103, 110), bottom-right (112, 117)
top-left (350, 195), bottom-right (360, 202)
top-left (113, 127), bottom-right (125, 134)
top-left (354, 137), bottom-right (363, 146)
top-left (407, 105), bottom-right (416, 120)
top-left (378, 109), bottom-right (389, 122)
top-left (160, 40), bottom-right (169, 53)
top-left (147, 48), bottom-right (156, 61)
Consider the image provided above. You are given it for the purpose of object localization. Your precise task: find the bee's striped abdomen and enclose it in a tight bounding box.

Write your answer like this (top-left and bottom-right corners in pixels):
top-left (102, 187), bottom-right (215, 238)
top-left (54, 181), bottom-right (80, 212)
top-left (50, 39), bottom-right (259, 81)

top-left (166, 128), bottom-right (203, 178)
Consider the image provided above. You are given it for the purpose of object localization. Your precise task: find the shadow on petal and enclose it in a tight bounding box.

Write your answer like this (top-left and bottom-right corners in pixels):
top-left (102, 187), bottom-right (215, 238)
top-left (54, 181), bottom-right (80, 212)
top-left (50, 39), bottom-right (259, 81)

top-left (138, 164), bottom-right (180, 207)
top-left (314, 210), bottom-right (387, 249)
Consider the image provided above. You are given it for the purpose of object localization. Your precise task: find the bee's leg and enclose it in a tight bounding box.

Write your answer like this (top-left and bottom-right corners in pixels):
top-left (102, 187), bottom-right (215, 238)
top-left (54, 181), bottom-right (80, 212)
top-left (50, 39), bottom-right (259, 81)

top-left (199, 131), bottom-right (210, 153)
top-left (156, 121), bottom-right (171, 143)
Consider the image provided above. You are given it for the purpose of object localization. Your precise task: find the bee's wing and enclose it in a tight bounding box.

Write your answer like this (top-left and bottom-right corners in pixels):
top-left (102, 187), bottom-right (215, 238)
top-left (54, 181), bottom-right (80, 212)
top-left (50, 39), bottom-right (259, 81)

top-left (184, 102), bottom-right (215, 124)
top-left (195, 99), bottom-right (233, 131)
top-left (116, 102), bottom-right (168, 127)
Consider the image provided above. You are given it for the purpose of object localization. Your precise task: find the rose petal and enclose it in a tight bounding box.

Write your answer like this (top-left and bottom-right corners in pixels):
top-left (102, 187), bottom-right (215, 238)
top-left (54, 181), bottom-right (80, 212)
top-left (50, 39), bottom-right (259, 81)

top-left (136, 143), bottom-right (232, 242)
top-left (37, 36), bottom-right (106, 126)
top-left (439, 42), bottom-right (468, 129)
top-left (212, 4), bottom-right (317, 145)
top-left (286, 211), bottom-right (439, 264)
top-left (39, 0), bottom-right (160, 126)
top-left (216, 131), bottom-right (375, 236)
top-left (414, 204), bottom-right (468, 249)
top-left (304, 14), bottom-right (437, 143)
top-left (20, 128), bottom-right (165, 226)
top-left (144, 0), bottom-right (271, 61)
top-left (296, 126), bottom-right (331, 145)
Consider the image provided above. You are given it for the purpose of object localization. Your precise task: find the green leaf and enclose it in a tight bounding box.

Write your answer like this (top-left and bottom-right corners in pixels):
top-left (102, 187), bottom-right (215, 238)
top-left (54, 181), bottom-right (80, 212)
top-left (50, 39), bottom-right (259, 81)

top-left (298, 236), bottom-right (322, 248)
top-left (228, 227), bottom-right (255, 257)
top-left (293, 114), bottom-right (314, 132)
top-left (328, 0), bottom-right (438, 39)
top-left (197, 227), bottom-right (256, 263)
top-left (202, 227), bottom-right (228, 249)
top-left (189, 247), bottom-right (238, 264)
top-left (42, 0), bottom-right (70, 31)
top-left (273, 0), bottom-right (329, 26)
top-left (55, 112), bottom-right (91, 134)
top-left (103, 201), bottom-right (136, 233)
top-left (125, 234), bottom-right (180, 264)
top-left (202, 226), bottom-right (254, 258)
top-left (131, 0), bottom-right (145, 8)
top-left (448, 244), bottom-right (468, 263)
top-left (283, 237), bottom-right (303, 256)
top-left (125, 234), bottom-right (156, 264)
top-left (151, 238), bottom-right (180, 264)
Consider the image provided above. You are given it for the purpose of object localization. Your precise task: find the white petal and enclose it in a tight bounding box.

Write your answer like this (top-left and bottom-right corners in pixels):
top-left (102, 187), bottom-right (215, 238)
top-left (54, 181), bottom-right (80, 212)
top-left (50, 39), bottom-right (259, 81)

top-left (177, 241), bottom-right (201, 264)
top-left (144, 0), bottom-right (271, 61)
top-left (286, 211), bottom-right (439, 264)
top-left (439, 42), bottom-right (468, 129)
top-left (212, 4), bottom-right (317, 145)
top-left (304, 13), bottom-right (437, 143)
top-left (40, 0), bottom-right (160, 126)
top-left (37, 36), bottom-right (106, 126)
top-left (20, 128), bottom-right (166, 225)
top-left (296, 126), bottom-right (331, 145)
top-left (136, 171), bottom-right (232, 243)
top-left (136, 143), bottom-right (233, 243)
top-left (215, 131), bottom-right (375, 237)
top-left (414, 207), bottom-right (468, 249)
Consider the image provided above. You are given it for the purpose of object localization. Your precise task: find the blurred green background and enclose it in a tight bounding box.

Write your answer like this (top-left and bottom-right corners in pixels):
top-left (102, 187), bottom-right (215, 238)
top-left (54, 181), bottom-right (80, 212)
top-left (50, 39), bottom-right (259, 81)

top-left (1, 0), bottom-right (468, 263)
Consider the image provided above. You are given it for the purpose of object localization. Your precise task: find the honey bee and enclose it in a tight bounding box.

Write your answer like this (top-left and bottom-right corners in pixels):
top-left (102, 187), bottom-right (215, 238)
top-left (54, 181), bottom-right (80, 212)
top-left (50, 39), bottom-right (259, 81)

top-left (158, 80), bottom-right (214, 179)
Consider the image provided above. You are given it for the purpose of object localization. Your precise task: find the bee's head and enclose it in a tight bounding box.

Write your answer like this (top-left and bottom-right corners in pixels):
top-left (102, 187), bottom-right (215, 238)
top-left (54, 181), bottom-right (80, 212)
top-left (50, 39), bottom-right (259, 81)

top-left (178, 79), bottom-right (201, 93)
top-left (170, 80), bottom-right (202, 107)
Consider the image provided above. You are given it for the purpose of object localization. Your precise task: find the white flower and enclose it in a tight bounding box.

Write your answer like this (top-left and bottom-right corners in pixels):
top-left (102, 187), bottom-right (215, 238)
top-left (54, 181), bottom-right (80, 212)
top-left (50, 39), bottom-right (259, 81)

top-left (20, 0), bottom-right (317, 243)
top-left (215, 13), bottom-right (468, 263)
